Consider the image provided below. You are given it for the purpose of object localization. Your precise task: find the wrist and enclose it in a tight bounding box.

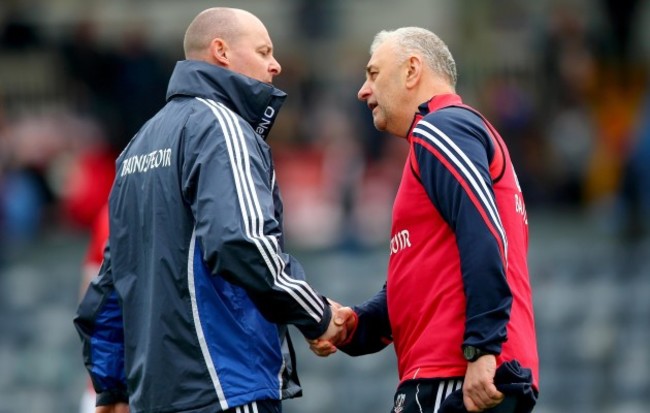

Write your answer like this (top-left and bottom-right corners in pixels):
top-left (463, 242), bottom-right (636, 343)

top-left (96, 389), bottom-right (129, 406)
top-left (462, 345), bottom-right (494, 362)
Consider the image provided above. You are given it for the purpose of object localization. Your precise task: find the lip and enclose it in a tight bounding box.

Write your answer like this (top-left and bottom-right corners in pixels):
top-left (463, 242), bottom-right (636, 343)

top-left (368, 102), bottom-right (378, 112)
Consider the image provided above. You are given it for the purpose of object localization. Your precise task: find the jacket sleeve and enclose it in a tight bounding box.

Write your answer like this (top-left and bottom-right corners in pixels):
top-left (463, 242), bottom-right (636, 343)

top-left (339, 283), bottom-right (392, 356)
top-left (73, 241), bottom-right (128, 405)
top-left (181, 100), bottom-right (331, 340)
top-left (411, 108), bottom-right (512, 355)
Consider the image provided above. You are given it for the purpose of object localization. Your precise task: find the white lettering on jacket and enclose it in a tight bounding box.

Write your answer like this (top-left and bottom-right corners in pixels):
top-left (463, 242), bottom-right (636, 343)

top-left (390, 229), bottom-right (411, 256)
top-left (120, 148), bottom-right (172, 177)
top-left (255, 106), bottom-right (275, 135)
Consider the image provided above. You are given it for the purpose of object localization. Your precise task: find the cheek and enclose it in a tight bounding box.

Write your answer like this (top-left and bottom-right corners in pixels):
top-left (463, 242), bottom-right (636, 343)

top-left (232, 54), bottom-right (263, 78)
top-left (377, 88), bottom-right (394, 115)
top-left (252, 58), bottom-right (269, 76)
top-left (376, 81), bottom-right (392, 104)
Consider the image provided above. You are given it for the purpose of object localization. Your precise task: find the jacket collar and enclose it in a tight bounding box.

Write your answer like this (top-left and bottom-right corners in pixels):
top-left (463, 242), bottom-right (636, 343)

top-left (407, 93), bottom-right (463, 138)
top-left (419, 93), bottom-right (463, 114)
top-left (166, 60), bottom-right (287, 140)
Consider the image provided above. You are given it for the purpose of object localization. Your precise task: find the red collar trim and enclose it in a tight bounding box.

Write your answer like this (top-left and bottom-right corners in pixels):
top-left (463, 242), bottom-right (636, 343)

top-left (407, 94), bottom-right (463, 138)
top-left (421, 93), bottom-right (463, 114)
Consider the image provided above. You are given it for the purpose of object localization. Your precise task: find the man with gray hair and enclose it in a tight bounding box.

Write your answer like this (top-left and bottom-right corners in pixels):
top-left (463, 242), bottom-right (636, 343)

top-left (74, 7), bottom-right (348, 413)
top-left (312, 27), bottom-right (540, 413)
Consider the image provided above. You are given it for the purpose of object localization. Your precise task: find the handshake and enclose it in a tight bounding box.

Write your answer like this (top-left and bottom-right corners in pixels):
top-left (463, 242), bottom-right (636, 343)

top-left (308, 299), bottom-right (358, 357)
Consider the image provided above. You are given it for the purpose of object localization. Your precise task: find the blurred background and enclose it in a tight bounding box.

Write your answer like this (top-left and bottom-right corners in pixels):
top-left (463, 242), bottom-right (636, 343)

top-left (1, 0), bottom-right (649, 412)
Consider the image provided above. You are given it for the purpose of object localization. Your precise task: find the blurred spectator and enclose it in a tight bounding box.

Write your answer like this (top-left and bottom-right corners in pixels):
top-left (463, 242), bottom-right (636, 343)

top-left (58, 18), bottom-right (122, 148)
top-left (601, 0), bottom-right (642, 66)
top-left (538, 5), bottom-right (606, 206)
top-left (583, 65), bottom-right (645, 208)
top-left (57, 115), bottom-right (116, 230)
top-left (0, 109), bottom-right (115, 260)
top-left (294, 0), bottom-right (341, 40)
top-left (540, 4), bottom-right (599, 114)
top-left (616, 87), bottom-right (650, 242)
top-left (545, 102), bottom-right (597, 205)
top-left (58, 19), bottom-right (171, 152)
top-left (0, 112), bottom-right (63, 248)
top-left (476, 73), bottom-right (549, 205)
top-left (0, 3), bottom-right (42, 50)
top-left (112, 26), bottom-right (171, 150)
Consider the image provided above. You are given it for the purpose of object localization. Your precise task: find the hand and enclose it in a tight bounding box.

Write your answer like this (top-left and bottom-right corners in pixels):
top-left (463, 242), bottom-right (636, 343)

top-left (308, 301), bottom-right (357, 357)
top-left (96, 403), bottom-right (129, 413)
top-left (324, 299), bottom-right (357, 347)
top-left (462, 355), bottom-right (504, 412)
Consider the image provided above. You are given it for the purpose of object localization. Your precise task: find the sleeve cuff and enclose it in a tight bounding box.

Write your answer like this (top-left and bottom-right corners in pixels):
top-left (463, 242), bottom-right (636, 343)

top-left (298, 297), bottom-right (332, 340)
top-left (96, 389), bottom-right (129, 406)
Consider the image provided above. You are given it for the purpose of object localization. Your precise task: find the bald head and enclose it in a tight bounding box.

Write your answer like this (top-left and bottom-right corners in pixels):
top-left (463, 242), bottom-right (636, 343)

top-left (183, 7), bottom-right (253, 60)
top-left (182, 7), bottom-right (281, 84)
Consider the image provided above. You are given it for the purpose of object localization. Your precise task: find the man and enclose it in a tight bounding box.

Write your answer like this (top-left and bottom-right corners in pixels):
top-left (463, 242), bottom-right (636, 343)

top-left (74, 8), bottom-right (346, 413)
top-left (312, 27), bottom-right (539, 413)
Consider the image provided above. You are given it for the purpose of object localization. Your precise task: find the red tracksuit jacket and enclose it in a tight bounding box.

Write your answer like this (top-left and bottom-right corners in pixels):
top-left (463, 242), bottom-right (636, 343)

top-left (341, 94), bottom-right (539, 390)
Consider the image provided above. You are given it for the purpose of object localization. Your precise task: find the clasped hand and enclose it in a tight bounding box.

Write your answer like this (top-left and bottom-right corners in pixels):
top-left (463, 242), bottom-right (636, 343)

top-left (463, 355), bottom-right (504, 412)
top-left (308, 299), bottom-right (356, 357)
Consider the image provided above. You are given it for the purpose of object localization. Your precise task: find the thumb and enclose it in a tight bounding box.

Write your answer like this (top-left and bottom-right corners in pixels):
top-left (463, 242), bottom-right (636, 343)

top-left (334, 306), bottom-right (355, 326)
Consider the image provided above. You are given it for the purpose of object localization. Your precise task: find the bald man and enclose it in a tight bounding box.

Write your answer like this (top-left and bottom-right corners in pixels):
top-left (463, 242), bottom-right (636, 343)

top-left (74, 8), bottom-right (347, 413)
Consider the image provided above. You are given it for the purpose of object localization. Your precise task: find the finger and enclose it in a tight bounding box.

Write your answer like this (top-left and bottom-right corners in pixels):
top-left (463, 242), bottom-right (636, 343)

top-left (333, 307), bottom-right (350, 326)
top-left (327, 298), bottom-right (342, 310)
top-left (310, 345), bottom-right (336, 357)
top-left (474, 385), bottom-right (503, 410)
top-left (463, 393), bottom-right (481, 412)
top-left (480, 383), bottom-right (503, 406)
top-left (309, 340), bottom-right (337, 354)
top-left (463, 384), bottom-right (490, 411)
top-left (308, 339), bottom-right (330, 348)
top-left (486, 385), bottom-right (504, 402)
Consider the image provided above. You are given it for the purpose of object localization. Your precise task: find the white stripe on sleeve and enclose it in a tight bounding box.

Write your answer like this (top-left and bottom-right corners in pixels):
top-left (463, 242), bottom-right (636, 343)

top-left (196, 98), bottom-right (324, 320)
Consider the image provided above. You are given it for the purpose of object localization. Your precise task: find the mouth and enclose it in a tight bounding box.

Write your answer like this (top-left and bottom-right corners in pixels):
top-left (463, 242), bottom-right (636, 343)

top-left (368, 102), bottom-right (378, 112)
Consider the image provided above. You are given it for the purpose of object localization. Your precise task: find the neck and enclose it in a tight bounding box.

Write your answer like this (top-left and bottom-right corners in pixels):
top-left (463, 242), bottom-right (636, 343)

top-left (416, 77), bottom-right (454, 105)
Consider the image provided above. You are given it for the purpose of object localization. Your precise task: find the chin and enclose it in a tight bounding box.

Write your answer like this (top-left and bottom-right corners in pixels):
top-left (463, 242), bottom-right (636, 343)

top-left (373, 119), bottom-right (387, 131)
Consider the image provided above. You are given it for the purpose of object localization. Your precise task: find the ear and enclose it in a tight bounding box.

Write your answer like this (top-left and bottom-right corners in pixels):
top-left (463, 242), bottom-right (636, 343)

top-left (404, 55), bottom-right (422, 89)
top-left (209, 38), bottom-right (229, 66)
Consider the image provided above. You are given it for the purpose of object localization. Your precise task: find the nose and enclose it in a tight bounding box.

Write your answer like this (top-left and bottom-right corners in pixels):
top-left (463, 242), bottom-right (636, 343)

top-left (357, 81), bottom-right (370, 101)
top-left (270, 57), bottom-right (282, 76)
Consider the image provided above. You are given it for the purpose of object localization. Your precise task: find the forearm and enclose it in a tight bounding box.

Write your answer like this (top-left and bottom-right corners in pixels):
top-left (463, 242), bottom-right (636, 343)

top-left (214, 240), bottom-right (331, 339)
top-left (339, 287), bottom-right (392, 356)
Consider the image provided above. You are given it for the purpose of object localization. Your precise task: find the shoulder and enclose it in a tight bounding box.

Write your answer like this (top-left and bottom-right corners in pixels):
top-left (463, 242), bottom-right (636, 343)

top-left (415, 106), bottom-right (491, 149)
top-left (418, 106), bottom-right (485, 134)
top-left (188, 98), bottom-right (254, 133)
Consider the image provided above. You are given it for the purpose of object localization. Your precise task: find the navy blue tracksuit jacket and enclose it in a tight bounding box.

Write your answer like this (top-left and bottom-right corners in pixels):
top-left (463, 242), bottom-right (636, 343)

top-left (74, 60), bottom-right (332, 413)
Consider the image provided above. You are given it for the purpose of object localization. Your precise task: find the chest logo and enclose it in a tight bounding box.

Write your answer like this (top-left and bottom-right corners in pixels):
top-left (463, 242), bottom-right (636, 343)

top-left (390, 229), bottom-right (411, 256)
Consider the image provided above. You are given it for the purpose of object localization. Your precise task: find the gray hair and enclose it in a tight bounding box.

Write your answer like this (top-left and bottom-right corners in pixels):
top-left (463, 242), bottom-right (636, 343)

top-left (370, 27), bottom-right (457, 86)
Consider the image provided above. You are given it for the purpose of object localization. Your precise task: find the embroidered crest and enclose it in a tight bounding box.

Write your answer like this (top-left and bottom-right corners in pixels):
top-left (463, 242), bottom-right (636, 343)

top-left (393, 393), bottom-right (406, 413)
